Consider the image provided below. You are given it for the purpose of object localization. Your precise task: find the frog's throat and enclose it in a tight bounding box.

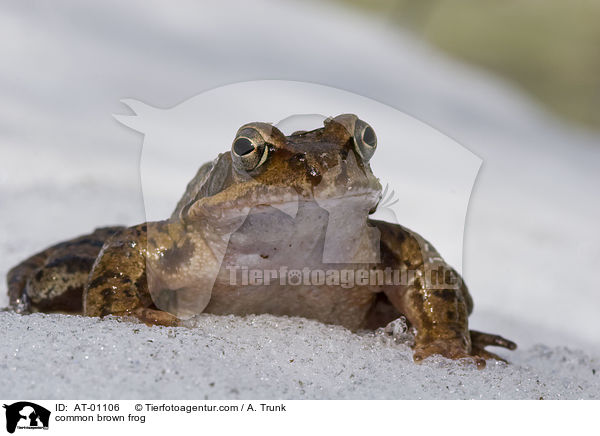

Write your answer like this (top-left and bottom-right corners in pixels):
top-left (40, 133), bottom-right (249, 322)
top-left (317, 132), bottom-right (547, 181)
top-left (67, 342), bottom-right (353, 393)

top-left (195, 195), bottom-right (381, 266)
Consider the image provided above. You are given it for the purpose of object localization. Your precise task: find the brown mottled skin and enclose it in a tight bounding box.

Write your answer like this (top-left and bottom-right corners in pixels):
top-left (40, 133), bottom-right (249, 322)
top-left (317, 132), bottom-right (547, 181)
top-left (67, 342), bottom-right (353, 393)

top-left (7, 114), bottom-right (516, 365)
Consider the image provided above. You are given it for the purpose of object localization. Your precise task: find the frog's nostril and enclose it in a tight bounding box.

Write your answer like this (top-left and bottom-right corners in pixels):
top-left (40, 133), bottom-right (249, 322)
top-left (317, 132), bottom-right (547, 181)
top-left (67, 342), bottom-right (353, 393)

top-left (307, 166), bottom-right (322, 186)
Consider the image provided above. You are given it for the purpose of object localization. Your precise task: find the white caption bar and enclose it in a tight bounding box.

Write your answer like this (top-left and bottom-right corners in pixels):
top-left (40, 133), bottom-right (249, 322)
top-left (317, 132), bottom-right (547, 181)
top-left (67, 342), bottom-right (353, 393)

top-left (0, 400), bottom-right (596, 435)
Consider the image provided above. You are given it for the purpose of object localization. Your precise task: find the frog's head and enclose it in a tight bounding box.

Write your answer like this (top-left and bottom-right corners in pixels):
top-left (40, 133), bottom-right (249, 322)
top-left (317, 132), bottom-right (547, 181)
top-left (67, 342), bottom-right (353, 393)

top-left (182, 114), bottom-right (382, 226)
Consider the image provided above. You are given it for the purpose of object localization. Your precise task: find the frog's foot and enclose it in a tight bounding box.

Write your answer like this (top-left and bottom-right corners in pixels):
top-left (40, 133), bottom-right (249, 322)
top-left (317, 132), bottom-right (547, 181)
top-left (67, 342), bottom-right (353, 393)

top-left (469, 330), bottom-right (517, 363)
top-left (413, 337), bottom-right (487, 368)
top-left (114, 308), bottom-right (181, 327)
top-left (413, 331), bottom-right (517, 369)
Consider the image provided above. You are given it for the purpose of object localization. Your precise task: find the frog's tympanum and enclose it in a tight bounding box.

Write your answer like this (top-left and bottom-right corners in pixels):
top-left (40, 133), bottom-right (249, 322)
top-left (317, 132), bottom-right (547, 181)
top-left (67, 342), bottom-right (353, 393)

top-left (7, 114), bottom-right (516, 365)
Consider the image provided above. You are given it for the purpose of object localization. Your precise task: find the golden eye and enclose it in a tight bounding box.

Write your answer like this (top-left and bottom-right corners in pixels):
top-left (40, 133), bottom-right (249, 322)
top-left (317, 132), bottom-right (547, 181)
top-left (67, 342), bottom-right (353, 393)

top-left (231, 128), bottom-right (269, 172)
top-left (354, 120), bottom-right (377, 161)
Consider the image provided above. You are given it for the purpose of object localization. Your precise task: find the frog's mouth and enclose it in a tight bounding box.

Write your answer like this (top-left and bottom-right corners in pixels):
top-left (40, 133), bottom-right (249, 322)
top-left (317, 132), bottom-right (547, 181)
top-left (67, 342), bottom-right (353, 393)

top-left (189, 187), bottom-right (380, 225)
top-left (264, 189), bottom-right (380, 222)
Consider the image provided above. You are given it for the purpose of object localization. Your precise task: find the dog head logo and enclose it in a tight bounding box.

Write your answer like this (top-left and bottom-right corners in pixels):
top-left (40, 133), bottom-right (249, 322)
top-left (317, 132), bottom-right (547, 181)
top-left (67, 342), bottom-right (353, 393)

top-left (3, 402), bottom-right (50, 433)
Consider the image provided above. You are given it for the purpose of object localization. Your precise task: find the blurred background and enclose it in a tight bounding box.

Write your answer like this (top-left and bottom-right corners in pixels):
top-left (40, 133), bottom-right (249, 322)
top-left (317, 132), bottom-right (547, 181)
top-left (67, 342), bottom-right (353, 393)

top-left (0, 0), bottom-right (598, 354)
top-left (337, 0), bottom-right (600, 130)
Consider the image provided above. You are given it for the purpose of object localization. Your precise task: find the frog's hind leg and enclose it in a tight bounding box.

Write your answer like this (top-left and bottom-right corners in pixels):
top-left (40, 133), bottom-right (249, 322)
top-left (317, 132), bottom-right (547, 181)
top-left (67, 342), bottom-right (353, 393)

top-left (6, 226), bottom-right (124, 314)
top-left (7, 250), bottom-right (48, 313)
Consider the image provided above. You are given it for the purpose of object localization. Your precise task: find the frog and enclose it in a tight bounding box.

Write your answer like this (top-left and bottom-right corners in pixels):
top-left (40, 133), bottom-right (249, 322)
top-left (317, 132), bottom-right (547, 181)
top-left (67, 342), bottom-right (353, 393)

top-left (6, 114), bottom-right (516, 365)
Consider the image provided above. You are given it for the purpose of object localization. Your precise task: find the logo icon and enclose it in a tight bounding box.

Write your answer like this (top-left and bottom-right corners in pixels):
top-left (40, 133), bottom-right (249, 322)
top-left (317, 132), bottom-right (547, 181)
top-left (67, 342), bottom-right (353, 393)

top-left (3, 402), bottom-right (50, 434)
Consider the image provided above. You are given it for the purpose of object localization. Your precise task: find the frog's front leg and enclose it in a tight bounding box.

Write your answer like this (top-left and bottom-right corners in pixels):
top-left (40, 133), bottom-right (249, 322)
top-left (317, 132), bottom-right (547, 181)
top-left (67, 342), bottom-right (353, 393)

top-left (84, 220), bottom-right (221, 325)
top-left (372, 219), bottom-right (516, 366)
top-left (84, 223), bottom-right (181, 326)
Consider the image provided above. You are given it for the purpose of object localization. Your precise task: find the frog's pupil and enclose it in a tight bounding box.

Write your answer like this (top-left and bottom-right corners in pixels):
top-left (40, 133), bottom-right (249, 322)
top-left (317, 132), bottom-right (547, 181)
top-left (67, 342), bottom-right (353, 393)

top-left (362, 126), bottom-right (376, 147)
top-left (234, 137), bottom-right (255, 156)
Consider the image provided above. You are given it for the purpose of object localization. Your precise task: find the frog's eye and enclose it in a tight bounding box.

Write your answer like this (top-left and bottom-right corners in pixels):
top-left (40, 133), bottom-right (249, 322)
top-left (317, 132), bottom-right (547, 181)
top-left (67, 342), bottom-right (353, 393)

top-left (231, 128), bottom-right (269, 172)
top-left (353, 120), bottom-right (377, 161)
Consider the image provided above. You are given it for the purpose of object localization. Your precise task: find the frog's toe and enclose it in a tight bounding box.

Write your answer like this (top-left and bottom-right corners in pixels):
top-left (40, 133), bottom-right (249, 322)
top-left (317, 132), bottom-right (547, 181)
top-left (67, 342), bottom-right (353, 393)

top-left (469, 346), bottom-right (508, 364)
top-left (470, 330), bottom-right (517, 351)
top-left (462, 330), bottom-right (516, 365)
